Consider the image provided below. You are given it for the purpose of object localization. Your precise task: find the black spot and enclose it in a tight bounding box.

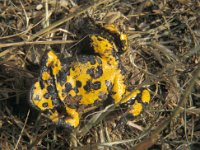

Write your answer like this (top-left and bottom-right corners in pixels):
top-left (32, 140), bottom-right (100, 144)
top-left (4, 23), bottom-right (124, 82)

top-left (56, 105), bottom-right (66, 114)
top-left (41, 54), bottom-right (49, 67)
top-left (110, 32), bottom-right (125, 53)
top-left (74, 87), bottom-right (79, 93)
top-left (86, 66), bottom-right (103, 79)
top-left (76, 80), bottom-right (82, 88)
top-left (47, 85), bottom-right (55, 94)
top-left (71, 67), bottom-right (75, 71)
top-left (126, 96), bottom-right (136, 105)
top-left (107, 60), bottom-right (111, 66)
top-left (42, 102), bottom-right (48, 108)
top-left (111, 49), bottom-right (119, 59)
top-left (47, 79), bottom-right (54, 85)
top-left (51, 94), bottom-right (57, 101)
top-left (86, 68), bottom-right (95, 78)
top-left (97, 36), bottom-right (103, 41)
top-left (83, 80), bottom-right (91, 92)
top-left (39, 80), bottom-right (45, 89)
top-left (78, 55), bottom-right (96, 65)
top-left (96, 66), bottom-right (103, 78)
top-left (134, 92), bottom-right (145, 104)
top-left (65, 82), bottom-right (73, 92)
top-left (44, 93), bottom-right (50, 99)
top-left (56, 70), bottom-right (67, 85)
top-left (96, 57), bottom-right (102, 64)
top-left (118, 63), bottom-right (126, 75)
top-left (91, 81), bottom-right (101, 90)
top-left (52, 96), bottom-right (59, 106)
top-left (89, 56), bottom-right (96, 65)
top-left (55, 63), bottom-right (58, 67)
top-left (78, 56), bottom-right (88, 64)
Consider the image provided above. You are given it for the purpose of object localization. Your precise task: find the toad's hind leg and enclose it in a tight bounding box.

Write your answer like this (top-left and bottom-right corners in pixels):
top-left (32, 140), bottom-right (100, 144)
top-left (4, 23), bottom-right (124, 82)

top-left (30, 50), bottom-right (63, 111)
top-left (30, 81), bottom-right (56, 111)
top-left (30, 80), bottom-right (79, 128)
top-left (41, 51), bottom-right (62, 77)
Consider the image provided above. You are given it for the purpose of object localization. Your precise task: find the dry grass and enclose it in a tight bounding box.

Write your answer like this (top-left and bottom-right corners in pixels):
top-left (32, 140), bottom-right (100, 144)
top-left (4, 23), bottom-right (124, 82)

top-left (0, 0), bottom-right (200, 149)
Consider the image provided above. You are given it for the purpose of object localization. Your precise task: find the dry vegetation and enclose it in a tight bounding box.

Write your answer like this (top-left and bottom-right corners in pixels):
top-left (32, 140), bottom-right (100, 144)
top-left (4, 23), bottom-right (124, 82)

top-left (0, 0), bottom-right (200, 149)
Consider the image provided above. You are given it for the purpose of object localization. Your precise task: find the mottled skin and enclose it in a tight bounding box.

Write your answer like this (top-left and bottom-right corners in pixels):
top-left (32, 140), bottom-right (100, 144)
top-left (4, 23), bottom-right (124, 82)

top-left (29, 25), bottom-right (150, 128)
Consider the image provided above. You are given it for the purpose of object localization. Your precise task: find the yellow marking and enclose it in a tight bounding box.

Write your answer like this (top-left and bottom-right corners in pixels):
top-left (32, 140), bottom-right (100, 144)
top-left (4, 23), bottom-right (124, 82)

top-left (65, 107), bottom-right (79, 128)
top-left (32, 81), bottom-right (54, 111)
top-left (129, 100), bottom-right (143, 117)
top-left (103, 24), bottom-right (128, 51)
top-left (71, 58), bottom-right (116, 105)
top-left (42, 72), bottom-right (50, 80)
top-left (46, 51), bottom-right (57, 66)
top-left (49, 111), bottom-right (59, 123)
top-left (52, 60), bottom-right (61, 75)
top-left (69, 90), bottom-right (76, 97)
top-left (90, 35), bottom-right (113, 56)
top-left (33, 98), bottom-right (53, 111)
top-left (141, 89), bottom-right (151, 103)
top-left (120, 33), bottom-right (128, 51)
top-left (104, 24), bottom-right (119, 33)
top-left (55, 82), bottom-right (65, 101)
top-left (32, 82), bottom-right (42, 96)
top-left (120, 33), bottom-right (127, 41)
top-left (111, 71), bottom-right (126, 104)
top-left (46, 51), bottom-right (62, 75)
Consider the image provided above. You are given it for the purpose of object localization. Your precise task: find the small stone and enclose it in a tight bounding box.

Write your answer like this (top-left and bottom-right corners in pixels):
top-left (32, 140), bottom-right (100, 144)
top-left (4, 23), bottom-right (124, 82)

top-left (36, 4), bottom-right (43, 10)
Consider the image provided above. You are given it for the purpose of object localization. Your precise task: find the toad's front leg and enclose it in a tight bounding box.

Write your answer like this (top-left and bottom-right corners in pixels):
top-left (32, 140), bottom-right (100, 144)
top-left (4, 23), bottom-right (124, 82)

top-left (30, 50), bottom-right (79, 128)
top-left (30, 50), bottom-right (63, 110)
top-left (120, 89), bottom-right (150, 117)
